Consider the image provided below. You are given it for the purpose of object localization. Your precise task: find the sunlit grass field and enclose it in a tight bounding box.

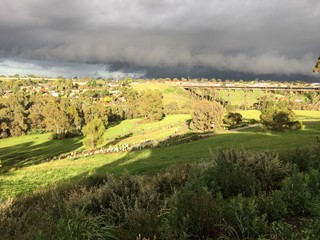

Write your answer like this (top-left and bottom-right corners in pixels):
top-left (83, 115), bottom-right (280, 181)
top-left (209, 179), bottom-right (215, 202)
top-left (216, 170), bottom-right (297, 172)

top-left (104, 114), bottom-right (191, 145)
top-left (132, 82), bottom-right (190, 106)
top-left (1, 111), bottom-right (320, 200)
top-left (219, 89), bottom-right (265, 106)
top-left (0, 115), bottom-right (191, 171)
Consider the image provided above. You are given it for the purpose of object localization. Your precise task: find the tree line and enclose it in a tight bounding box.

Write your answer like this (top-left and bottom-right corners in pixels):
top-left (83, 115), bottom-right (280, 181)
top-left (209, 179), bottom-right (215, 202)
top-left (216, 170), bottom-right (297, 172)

top-left (0, 88), bottom-right (164, 140)
top-left (0, 81), bottom-right (304, 143)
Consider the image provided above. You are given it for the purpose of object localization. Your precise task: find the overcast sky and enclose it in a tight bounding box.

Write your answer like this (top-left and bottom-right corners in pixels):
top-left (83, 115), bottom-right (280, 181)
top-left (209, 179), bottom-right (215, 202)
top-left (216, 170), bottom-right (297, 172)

top-left (0, 0), bottom-right (319, 80)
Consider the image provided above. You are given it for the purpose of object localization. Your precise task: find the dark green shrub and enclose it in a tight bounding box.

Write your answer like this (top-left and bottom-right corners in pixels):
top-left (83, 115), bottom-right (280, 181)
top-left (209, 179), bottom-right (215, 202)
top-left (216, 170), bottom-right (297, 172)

top-left (268, 221), bottom-right (299, 240)
top-left (161, 181), bottom-right (223, 239)
top-left (274, 169), bottom-right (320, 217)
top-left (207, 149), bottom-right (290, 197)
top-left (305, 170), bottom-right (320, 217)
top-left (268, 219), bottom-right (320, 240)
top-left (95, 173), bottom-right (162, 239)
top-left (65, 128), bottom-right (82, 138)
top-left (282, 147), bottom-right (312, 172)
top-left (155, 164), bottom-right (191, 197)
top-left (307, 169), bottom-right (320, 197)
top-left (260, 101), bottom-right (300, 131)
top-left (49, 132), bottom-right (63, 140)
top-left (220, 195), bottom-right (268, 239)
top-left (257, 191), bottom-right (288, 221)
top-left (281, 171), bottom-right (312, 215)
top-left (249, 118), bottom-right (259, 124)
top-left (54, 207), bottom-right (117, 240)
top-left (27, 128), bottom-right (47, 135)
top-left (300, 218), bottom-right (320, 239)
top-left (0, 198), bottom-right (55, 240)
top-left (223, 112), bottom-right (242, 128)
top-left (288, 120), bottom-right (302, 130)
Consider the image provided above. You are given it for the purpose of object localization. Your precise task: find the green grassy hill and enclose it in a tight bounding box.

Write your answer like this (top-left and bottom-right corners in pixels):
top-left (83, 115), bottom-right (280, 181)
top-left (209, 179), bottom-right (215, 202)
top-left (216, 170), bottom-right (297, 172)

top-left (132, 82), bottom-right (190, 107)
top-left (1, 111), bottom-right (320, 200)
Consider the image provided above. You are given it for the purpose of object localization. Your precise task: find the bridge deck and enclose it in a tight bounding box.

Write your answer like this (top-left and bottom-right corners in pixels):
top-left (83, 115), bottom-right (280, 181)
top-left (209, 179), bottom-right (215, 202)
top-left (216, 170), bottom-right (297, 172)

top-left (182, 84), bottom-right (320, 92)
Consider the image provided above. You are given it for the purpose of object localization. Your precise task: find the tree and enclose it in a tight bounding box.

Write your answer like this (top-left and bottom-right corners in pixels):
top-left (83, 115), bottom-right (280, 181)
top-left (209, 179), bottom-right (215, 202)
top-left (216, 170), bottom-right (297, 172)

top-left (260, 101), bottom-right (301, 131)
top-left (0, 92), bottom-right (30, 137)
top-left (82, 118), bottom-right (105, 150)
top-left (224, 112), bottom-right (242, 127)
top-left (43, 97), bottom-right (74, 139)
top-left (190, 100), bottom-right (224, 132)
top-left (137, 89), bottom-right (164, 121)
top-left (313, 57), bottom-right (320, 74)
top-left (164, 101), bottom-right (179, 114)
top-left (82, 100), bottom-right (108, 126)
top-left (28, 94), bottom-right (48, 130)
top-left (121, 87), bottom-right (139, 119)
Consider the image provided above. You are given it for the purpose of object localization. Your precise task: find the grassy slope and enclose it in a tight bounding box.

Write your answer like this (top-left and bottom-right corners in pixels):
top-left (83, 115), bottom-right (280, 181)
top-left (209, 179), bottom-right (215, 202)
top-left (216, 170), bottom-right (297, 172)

top-left (131, 82), bottom-right (190, 106)
top-left (219, 89), bottom-right (265, 106)
top-left (104, 114), bottom-right (191, 145)
top-left (0, 134), bottom-right (83, 171)
top-left (1, 111), bottom-right (320, 200)
top-left (0, 115), bottom-right (191, 170)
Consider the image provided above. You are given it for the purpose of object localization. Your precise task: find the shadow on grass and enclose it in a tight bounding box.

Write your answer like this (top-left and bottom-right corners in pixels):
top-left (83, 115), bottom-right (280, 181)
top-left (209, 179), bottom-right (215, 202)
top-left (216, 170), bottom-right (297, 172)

top-left (80, 123), bottom-right (320, 179)
top-left (2, 120), bottom-right (320, 201)
top-left (0, 137), bottom-right (83, 173)
top-left (53, 120), bottom-right (320, 179)
top-left (104, 133), bottom-right (133, 147)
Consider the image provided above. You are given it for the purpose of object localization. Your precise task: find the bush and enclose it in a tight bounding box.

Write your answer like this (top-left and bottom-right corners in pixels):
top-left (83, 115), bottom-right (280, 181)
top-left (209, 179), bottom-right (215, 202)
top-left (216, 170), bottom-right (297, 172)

top-left (164, 101), bottom-right (179, 114)
top-left (282, 147), bottom-right (312, 172)
top-left (268, 221), bottom-right (299, 240)
top-left (249, 118), bottom-right (259, 124)
top-left (94, 173), bottom-right (162, 239)
top-left (288, 120), bottom-right (302, 130)
top-left (223, 112), bottom-right (242, 128)
top-left (0, 197), bottom-right (56, 240)
top-left (280, 169), bottom-right (320, 216)
top-left (207, 149), bottom-right (290, 197)
top-left (300, 218), bottom-right (320, 239)
top-left (27, 129), bottom-right (47, 135)
top-left (260, 102), bottom-right (300, 131)
top-left (281, 171), bottom-right (312, 215)
top-left (268, 219), bottom-right (320, 239)
top-left (50, 132), bottom-right (67, 140)
top-left (161, 181), bottom-right (223, 239)
top-left (54, 207), bottom-right (117, 240)
top-left (220, 195), bottom-right (268, 239)
top-left (257, 191), bottom-right (288, 221)
top-left (155, 164), bottom-right (191, 197)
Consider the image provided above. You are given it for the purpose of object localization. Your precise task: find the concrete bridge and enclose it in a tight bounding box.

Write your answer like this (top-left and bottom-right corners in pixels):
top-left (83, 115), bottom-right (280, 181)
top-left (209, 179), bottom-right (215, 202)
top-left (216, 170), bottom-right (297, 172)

top-left (181, 83), bottom-right (320, 92)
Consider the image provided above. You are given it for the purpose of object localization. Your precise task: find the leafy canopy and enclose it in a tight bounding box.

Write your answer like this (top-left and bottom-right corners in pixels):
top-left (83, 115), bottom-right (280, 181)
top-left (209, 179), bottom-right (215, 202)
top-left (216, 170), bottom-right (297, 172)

top-left (82, 117), bottom-right (106, 150)
top-left (190, 100), bottom-right (224, 132)
top-left (260, 101), bottom-right (301, 131)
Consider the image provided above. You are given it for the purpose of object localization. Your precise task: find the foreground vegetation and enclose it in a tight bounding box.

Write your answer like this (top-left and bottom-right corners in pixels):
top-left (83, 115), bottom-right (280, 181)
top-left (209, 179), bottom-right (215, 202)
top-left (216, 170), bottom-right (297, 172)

top-left (2, 145), bottom-right (320, 239)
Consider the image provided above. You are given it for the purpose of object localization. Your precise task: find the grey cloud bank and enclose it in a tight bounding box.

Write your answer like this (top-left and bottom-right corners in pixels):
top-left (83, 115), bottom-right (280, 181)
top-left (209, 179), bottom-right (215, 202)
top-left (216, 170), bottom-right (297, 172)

top-left (0, 0), bottom-right (319, 79)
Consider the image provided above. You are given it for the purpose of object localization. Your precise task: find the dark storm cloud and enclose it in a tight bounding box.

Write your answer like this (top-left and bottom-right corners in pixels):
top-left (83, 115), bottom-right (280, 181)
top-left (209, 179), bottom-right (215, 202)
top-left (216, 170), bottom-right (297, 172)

top-left (0, 0), bottom-right (319, 77)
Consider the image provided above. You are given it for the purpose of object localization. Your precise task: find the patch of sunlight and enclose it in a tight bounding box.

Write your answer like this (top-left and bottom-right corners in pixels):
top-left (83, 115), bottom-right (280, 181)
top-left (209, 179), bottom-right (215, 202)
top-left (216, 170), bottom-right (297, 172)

top-left (258, 131), bottom-right (280, 137)
top-left (118, 149), bottom-right (152, 166)
top-left (295, 110), bottom-right (320, 119)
